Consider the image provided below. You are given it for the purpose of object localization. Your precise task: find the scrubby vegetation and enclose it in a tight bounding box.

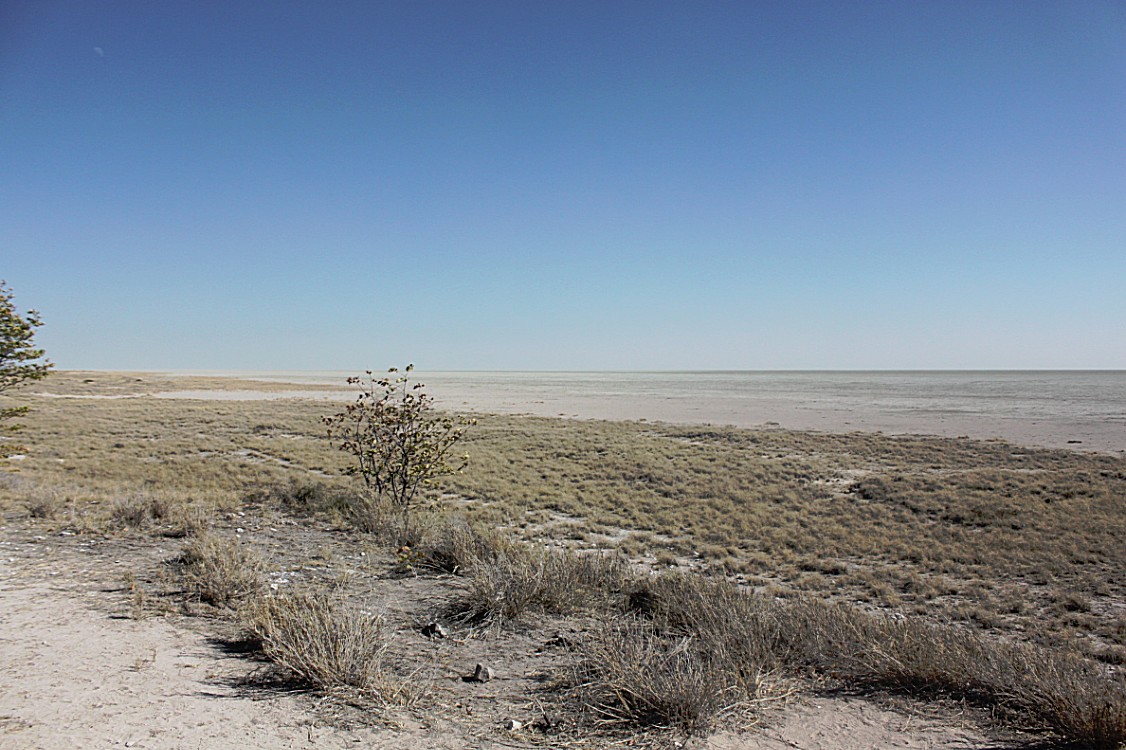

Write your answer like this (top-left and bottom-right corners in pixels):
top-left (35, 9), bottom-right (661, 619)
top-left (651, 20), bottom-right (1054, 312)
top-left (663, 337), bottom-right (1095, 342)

top-left (2, 371), bottom-right (1124, 747)
top-left (627, 572), bottom-right (1126, 746)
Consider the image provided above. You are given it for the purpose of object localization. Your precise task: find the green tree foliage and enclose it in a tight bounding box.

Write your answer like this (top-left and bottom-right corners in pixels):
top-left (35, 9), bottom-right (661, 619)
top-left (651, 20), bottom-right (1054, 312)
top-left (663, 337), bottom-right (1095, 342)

top-left (324, 365), bottom-right (474, 524)
top-left (1, 280), bottom-right (52, 459)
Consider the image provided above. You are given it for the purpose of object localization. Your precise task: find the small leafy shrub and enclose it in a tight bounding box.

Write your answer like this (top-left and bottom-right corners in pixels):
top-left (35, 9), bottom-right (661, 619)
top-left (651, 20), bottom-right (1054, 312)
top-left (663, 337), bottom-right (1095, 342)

top-left (324, 365), bottom-right (474, 529)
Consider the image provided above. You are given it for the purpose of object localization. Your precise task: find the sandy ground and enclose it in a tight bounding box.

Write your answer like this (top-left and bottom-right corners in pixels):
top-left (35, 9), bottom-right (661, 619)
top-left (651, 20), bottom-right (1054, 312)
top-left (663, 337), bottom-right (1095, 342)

top-left (0, 543), bottom-right (480, 750)
top-left (149, 381), bottom-right (1125, 454)
top-left (0, 532), bottom-right (1004, 750)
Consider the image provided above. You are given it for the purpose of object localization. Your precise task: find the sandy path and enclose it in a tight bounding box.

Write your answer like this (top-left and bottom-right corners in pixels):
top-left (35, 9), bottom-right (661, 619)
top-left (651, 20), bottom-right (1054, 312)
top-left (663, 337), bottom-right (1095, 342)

top-left (0, 546), bottom-right (497, 750)
top-left (701, 699), bottom-right (990, 750)
top-left (0, 579), bottom-right (376, 749)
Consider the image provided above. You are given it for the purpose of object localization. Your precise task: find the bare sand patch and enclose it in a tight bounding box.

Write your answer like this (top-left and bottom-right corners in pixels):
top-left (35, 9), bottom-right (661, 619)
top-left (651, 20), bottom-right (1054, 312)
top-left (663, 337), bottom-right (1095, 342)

top-left (699, 697), bottom-right (988, 749)
top-left (0, 546), bottom-right (490, 750)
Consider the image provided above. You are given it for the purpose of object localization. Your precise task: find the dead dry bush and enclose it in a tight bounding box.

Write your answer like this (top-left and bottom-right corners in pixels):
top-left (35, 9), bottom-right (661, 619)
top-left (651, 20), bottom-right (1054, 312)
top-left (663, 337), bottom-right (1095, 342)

top-left (786, 602), bottom-right (1126, 748)
top-left (247, 478), bottom-right (360, 520)
top-left (108, 492), bottom-right (172, 529)
top-left (568, 617), bottom-right (760, 736)
top-left (179, 532), bottom-right (263, 607)
top-left (456, 544), bottom-right (632, 624)
top-left (413, 516), bottom-right (517, 574)
top-left (242, 589), bottom-right (422, 706)
top-left (629, 572), bottom-right (1126, 747)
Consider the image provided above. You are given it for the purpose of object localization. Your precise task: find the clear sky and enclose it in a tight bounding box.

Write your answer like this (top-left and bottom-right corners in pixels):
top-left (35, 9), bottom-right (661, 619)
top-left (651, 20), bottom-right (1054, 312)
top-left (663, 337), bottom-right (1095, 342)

top-left (2, 1), bottom-right (1124, 371)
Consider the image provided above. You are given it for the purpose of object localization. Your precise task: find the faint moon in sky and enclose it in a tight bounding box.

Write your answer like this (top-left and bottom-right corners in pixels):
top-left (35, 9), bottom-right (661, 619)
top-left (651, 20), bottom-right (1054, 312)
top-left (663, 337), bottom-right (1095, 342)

top-left (94, 47), bottom-right (104, 57)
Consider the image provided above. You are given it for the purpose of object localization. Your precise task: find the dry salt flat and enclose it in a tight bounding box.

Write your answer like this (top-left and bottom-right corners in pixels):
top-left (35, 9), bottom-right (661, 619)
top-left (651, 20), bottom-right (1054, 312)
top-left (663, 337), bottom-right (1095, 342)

top-left (183, 370), bottom-right (1126, 454)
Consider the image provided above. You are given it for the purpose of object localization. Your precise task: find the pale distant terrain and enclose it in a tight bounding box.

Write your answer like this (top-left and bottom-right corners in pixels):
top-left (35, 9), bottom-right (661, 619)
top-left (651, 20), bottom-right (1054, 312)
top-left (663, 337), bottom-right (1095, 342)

top-left (175, 369), bottom-right (1126, 453)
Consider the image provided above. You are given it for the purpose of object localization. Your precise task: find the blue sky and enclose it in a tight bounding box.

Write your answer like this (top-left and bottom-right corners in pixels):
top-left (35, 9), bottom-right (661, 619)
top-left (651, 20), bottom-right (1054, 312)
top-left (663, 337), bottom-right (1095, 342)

top-left (3, 1), bottom-right (1124, 371)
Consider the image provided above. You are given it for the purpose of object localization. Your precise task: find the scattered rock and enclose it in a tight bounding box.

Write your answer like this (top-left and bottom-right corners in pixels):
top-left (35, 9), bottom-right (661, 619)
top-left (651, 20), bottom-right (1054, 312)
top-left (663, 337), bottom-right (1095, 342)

top-left (421, 621), bottom-right (447, 639)
top-left (538, 633), bottom-right (576, 651)
top-left (466, 663), bottom-right (493, 683)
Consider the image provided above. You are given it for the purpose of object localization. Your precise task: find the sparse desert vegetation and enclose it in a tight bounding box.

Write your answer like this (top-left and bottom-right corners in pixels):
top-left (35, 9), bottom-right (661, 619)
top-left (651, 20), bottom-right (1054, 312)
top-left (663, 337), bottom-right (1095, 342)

top-left (2, 371), bottom-right (1124, 747)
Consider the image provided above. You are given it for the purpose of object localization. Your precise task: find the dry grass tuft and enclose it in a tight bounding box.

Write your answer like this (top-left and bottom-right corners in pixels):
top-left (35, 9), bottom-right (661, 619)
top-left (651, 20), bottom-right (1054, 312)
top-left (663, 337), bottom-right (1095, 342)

top-left (179, 532), bottom-right (263, 607)
top-left (242, 589), bottom-right (422, 706)
top-left (786, 602), bottom-right (1126, 747)
top-left (628, 572), bottom-right (792, 669)
top-left (165, 501), bottom-right (212, 537)
top-left (25, 490), bottom-right (66, 519)
top-left (246, 479), bottom-right (360, 520)
top-left (108, 492), bottom-right (172, 529)
top-left (323, 491), bottom-right (437, 549)
top-left (455, 544), bottom-right (632, 625)
top-left (413, 515), bottom-right (518, 574)
top-left (629, 572), bottom-right (1126, 747)
top-left (570, 617), bottom-right (763, 735)
top-left (108, 492), bottom-right (216, 537)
